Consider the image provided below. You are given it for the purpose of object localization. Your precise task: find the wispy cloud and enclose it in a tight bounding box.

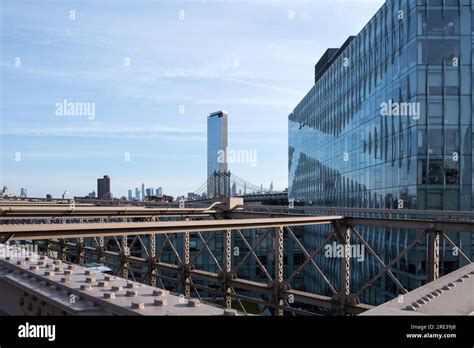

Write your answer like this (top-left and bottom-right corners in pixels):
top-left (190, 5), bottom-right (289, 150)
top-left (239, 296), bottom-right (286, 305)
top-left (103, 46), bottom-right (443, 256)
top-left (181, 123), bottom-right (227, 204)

top-left (1, 123), bottom-right (206, 140)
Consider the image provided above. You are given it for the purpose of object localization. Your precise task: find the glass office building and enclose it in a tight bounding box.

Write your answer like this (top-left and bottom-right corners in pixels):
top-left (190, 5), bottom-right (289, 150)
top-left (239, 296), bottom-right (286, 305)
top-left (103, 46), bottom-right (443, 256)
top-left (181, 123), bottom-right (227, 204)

top-left (207, 111), bottom-right (230, 197)
top-left (289, 0), bottom-right (473, 304)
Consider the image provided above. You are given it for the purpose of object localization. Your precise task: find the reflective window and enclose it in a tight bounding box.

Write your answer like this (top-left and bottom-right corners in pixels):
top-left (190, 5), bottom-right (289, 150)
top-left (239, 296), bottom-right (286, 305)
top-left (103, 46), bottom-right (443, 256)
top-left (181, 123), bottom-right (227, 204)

top-left (419, 10), bottom-right (460, 35)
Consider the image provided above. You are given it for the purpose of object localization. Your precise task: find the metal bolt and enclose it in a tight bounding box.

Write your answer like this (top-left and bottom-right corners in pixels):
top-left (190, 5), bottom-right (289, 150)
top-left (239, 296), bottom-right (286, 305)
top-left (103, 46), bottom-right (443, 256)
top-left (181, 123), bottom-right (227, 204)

top-left (126, 290), bottom-right (138, 297)
top-left (111, 286), bottom-right (123, 292)
top-left (61, 277), bottom-right (71, 283)
top-left (64, 270), bottom-right (73, 275)
top-left (126, 283), bottom-right (138, 289)
top-left (54, 267), bottom-right (63, 272)
top-left (80, 284), bottom-right (91, 291)
top-left (98, 281), bottom-right (109, 288)
top-left (17, 261), bottom-right (26, 266)
top-left (154, 299), bottom-right (167, 307)
top-left (29, 265), bottom-right (38, 271)
top-left (105, 276), bottom-right (115, 282)
top-left (53, 260), bottom-right (62, 265)
top-left (85, 277), bottom-right (96, 283)
top-left (85, 270), bottom-right (96, 275)
top-left (131, 302), bottom-right (144, 310)
top-left (223, 309), bottom-right (237, 316)
top-left (45, 271), bottom-right (55, 277)
top-left (153, 289), bottom-right (169, 297)
top-left (187, 299), bottom-right (201, 307)
top-left (104, 292), bottom-right (116, 299)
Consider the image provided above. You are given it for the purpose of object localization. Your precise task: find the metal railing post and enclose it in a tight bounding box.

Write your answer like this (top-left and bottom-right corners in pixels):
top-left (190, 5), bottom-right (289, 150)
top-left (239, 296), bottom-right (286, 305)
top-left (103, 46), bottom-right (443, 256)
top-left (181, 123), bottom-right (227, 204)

top-left (183, 232), bottom-right (190, 298)
top-left (97, 236), bottom-right (105, 264)
top-left (332, 221), bottom-right (352, 315)
top-left (426, 230), bottom-right (440, 282)
top-left (77, 237), bottom-right (85, 264)
top-left (224, 229), bottom-right (232, 309)
top-left (341, 226), bottom-right (351, 298)
top-left (150, 234), bottom-right (157, 287)
top-left (122, 235), bottom-right (129, 279)
top-left (274, 226), bottom-right (284, 316)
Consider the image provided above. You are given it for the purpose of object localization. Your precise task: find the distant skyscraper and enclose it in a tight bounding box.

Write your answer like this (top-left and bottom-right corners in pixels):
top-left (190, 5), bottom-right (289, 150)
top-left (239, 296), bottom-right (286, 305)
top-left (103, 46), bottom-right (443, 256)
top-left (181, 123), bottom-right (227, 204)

top-left (156, 187), bottom-right (163, 197)
top-left (141, 183), bottom-right (145, 202)
top-left (135, 188), bottom-right (140, 201)
top-left (231, 181), bottom-right (237, 196)
top-left (62, 190), bottom-right (69, 200)
top-left (20, 188), bottom-right (27, 198)
top-left (128, 190), bottom-right (133, 201)
top-left (145, 188), bottom-right (153, 198)
top-left (269, 182), bottom-right (273, 193)
top-left (97, 175), bottom-right (111, 200)
top-left (1, 186), bottom-right (11, 198)
top-left (207, 111), bottom-right (229, 197)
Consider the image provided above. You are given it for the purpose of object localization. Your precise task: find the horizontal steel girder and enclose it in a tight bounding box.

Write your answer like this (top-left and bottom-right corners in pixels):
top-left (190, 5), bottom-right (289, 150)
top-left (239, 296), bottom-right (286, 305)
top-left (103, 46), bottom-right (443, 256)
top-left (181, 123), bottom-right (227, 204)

top-left (0, 216), bottom-right (343, 241)
top-left (0, 205), bottom-right (218, 217)
top-left (344, 217), bottom-right (474, 233)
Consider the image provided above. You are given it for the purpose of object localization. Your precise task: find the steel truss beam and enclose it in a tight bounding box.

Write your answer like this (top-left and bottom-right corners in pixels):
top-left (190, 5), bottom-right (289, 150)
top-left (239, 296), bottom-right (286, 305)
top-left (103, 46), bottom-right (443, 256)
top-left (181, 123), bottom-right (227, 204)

top-left (40, 239), bottom-right (371, 315)
top-left (0, 216), bottom-right (343, 241)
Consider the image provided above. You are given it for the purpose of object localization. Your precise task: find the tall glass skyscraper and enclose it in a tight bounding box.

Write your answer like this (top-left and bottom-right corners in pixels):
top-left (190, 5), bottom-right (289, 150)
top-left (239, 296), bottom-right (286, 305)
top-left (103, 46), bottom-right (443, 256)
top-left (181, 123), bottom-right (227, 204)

top-left (207, 111), bottom-right (230, 197)
top-left (289, 0), bottom-right (473, 304)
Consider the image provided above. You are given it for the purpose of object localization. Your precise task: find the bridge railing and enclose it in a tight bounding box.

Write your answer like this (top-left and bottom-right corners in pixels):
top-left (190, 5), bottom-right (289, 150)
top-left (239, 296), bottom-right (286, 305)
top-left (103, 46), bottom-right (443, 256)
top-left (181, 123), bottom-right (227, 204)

top-left (2, 211), bottom-right (472, 316)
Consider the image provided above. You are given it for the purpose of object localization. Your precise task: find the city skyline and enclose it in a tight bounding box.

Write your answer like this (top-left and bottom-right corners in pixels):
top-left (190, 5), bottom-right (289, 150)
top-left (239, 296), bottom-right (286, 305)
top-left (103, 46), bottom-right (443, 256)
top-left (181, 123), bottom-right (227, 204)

top-left (0, 0), bottom-right (384, 198)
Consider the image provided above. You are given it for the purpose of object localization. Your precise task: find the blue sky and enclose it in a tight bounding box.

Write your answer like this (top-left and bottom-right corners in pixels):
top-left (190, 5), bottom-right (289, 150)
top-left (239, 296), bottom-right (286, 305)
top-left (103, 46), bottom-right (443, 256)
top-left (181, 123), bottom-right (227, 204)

top-left (1, 0), bottom-right (384, 198)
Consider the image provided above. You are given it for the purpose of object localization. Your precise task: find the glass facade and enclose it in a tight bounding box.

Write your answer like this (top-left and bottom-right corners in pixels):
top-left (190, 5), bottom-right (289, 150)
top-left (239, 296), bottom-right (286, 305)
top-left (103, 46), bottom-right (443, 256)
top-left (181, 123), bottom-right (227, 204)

top-left (207, 111), bottom-right (229, 197)
top-left (288, 0), bottom-right (473, 304)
